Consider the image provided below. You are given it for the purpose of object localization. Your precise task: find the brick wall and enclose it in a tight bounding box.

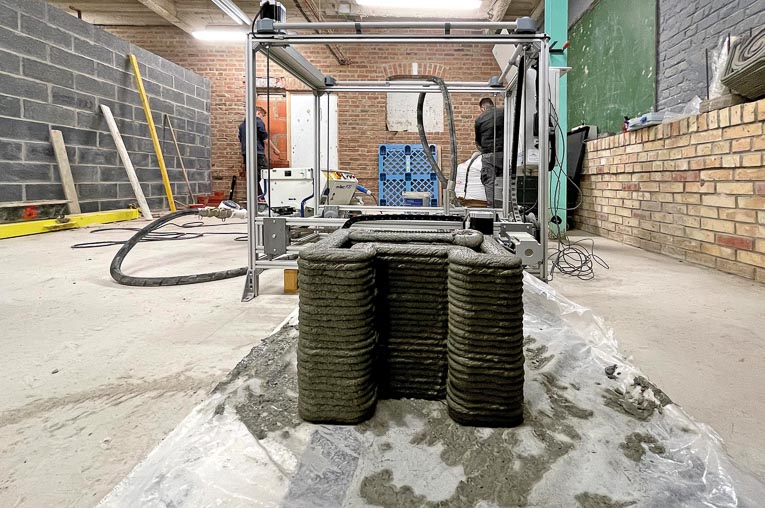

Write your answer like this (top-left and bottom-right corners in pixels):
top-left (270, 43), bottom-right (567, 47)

top-left (106, 27), bottom-right (501, 197)
top-left (657, 0), bottom-right (765, 110)
top-left (0, 0), bottom-right (212, 212)
top-left (576, 98), bottom-right (765, 282)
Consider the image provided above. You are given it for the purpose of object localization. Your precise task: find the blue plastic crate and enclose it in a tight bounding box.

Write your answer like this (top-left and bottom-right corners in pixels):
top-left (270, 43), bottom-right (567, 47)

top-left (378, 144), bottom-right (440, 207)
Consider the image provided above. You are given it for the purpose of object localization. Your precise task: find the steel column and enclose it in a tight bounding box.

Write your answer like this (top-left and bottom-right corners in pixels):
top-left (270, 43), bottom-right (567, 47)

top-left (313, 92), bottom-right (321, 216)
top-left (537, 41), bottom-right (550, 281)
top-left (546, 0), bottom-right (568, 235)
top-left (242, 36), bottom-right (259, 301)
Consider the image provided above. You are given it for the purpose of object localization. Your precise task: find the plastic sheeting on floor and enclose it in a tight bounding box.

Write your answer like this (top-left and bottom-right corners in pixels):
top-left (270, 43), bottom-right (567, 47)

top-left (99, 274), bottom-right (765, 507)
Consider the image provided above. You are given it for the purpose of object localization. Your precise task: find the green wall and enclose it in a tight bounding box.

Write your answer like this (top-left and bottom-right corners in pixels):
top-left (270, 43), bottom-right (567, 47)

top-left (568, 0), bottom-right (656, 134)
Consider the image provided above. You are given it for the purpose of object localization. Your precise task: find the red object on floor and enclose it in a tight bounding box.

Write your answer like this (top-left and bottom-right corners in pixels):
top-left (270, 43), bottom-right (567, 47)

top-left (197, 191), bottom-right (225, 207)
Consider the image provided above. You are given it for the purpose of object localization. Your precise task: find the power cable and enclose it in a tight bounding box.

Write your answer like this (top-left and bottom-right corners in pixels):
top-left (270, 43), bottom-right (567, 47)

top-left (71, 219), bottom-right (248, 249)
top-left (546, 95), bottom-right (608, 280)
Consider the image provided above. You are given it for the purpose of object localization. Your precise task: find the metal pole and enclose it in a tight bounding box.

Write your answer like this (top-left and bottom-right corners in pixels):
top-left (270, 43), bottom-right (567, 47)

top-left (537, 40), bottom-right (550, 281)
top-left (498, 44), bottom-right (523, 83)
top-left (335, 80), bottom-right (495, 87)
top-left (243, 36), bottom-right (259, 301)
top-left (326, 86), bottom-right (497, 94)
top-left (272, 21), bottom-right (519, 30)
top-left (313, 92), bottom-right (321, 216)
top-left (255, 36), bottom-right (540, 45)
top-left (502, 90), bottom-right (512, 218)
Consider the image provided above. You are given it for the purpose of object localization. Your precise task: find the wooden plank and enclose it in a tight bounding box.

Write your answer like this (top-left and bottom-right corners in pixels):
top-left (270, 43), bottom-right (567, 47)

top-left (100, 105), bottom-right (154, 219)
top-left (164, 114), bottom-right (195, 200)
top-left (129, 53), bottom-right (177, 211)
top-left (0, 209), bottom-right (140, 240)
top-left (49, 129), bottom-right (81, 214)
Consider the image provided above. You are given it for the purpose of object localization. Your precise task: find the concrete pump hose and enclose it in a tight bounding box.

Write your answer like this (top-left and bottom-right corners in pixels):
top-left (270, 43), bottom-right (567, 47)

top-left (110, 209), bottom-right (247, 287)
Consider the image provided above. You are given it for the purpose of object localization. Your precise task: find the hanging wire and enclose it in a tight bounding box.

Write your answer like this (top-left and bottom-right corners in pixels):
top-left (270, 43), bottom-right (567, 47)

top-left (545, 91), bottom-right (609, 280)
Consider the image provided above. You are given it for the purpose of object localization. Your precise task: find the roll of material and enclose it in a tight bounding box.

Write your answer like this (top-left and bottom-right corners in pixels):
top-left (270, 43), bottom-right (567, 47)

top-left (721, 27), bottom-right (765, 100)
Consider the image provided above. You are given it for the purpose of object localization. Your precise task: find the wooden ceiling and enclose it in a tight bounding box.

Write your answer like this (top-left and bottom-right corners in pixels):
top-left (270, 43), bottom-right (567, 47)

top-left (46, 0), bottom-right (543, 33)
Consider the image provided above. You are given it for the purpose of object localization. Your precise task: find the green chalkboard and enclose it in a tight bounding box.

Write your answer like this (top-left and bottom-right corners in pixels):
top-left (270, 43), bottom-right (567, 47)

top-left (568, 0), bottom-right (656, 134)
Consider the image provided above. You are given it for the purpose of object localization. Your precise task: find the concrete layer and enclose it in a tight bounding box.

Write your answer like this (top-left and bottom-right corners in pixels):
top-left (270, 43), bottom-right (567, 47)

top-left (0, 220), bottom-right (298, 507)
top-left (551, 232), bottom-right (765, 481)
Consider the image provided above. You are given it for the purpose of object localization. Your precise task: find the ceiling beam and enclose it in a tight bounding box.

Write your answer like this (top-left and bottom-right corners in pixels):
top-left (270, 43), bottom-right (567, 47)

top-left (530, 0), bottom-right (544, 23)
top-left (135, 0), bottom-right (196, 33)
top-left (488, 0), bottom-right (513, 22)
top-left (292, 0), bottom-right (352, 65)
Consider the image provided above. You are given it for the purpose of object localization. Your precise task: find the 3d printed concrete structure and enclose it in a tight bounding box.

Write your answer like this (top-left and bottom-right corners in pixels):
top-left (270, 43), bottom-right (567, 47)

top-left (297, 228), bottom-right (525, 427)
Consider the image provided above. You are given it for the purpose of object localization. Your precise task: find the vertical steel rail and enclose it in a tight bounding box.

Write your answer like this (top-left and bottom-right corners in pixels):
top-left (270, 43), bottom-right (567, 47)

top-left (242, 36), bottom-right (259, 301)
top-left (313, 92), bottom-right (322, 216)
top-left (502, 89), bottom-right (512, 219)
top-left (537, 40), bottom-right (550, 281)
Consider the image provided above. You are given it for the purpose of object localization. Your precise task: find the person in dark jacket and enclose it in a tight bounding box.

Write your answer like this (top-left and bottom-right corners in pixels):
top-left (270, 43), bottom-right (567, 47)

top-left (238, 107), bottom-right (281, 195)
top-left (474, 97), bottom-right (504, 206)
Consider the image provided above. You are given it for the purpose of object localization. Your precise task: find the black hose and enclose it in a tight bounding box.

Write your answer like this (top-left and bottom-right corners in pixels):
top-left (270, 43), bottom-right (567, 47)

top-left (463, 152), bottom-right (482, 196)
top-left (388, 75), bottom-right (457, 199)
top-left (110, 210), bottom-right (247, 287)
top-left (509, 55), bottom-right (526, 183)
top-left (416, 91), bottom-right (447, 187)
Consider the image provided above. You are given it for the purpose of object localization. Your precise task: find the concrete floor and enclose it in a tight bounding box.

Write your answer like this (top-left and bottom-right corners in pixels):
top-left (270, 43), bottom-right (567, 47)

top-left (1, 223), bottom-right (763, 507)
top-left (551, 232), bottom-right (765, 481)
top-left (0, 219), bottom-right (299, 507)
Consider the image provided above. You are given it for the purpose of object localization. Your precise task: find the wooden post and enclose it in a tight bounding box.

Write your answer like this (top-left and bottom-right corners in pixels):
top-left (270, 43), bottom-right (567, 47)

top-left (129, 54), bottom-right (176, 211)
top-left (49, 129), bottom-right (81, 214)
top-left (100, 105), bottom-right (153, 219)
top-left (164, 114), bottom-right (195, 201)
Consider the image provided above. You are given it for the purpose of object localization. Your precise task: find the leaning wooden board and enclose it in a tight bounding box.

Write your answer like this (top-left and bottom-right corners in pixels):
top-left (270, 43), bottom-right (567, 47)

top-left (49, 129), bottom-right (81, 214)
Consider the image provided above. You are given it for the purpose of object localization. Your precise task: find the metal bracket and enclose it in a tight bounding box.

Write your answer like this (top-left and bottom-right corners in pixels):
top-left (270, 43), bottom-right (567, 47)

top-left (263, 217), bottom-right (288, 257)
top-left (256, 19), bottom-right (276, 33)
top-left (515, 17), bottom-right (537, 34)
top-left (501, 231), bottom-right (543, 266)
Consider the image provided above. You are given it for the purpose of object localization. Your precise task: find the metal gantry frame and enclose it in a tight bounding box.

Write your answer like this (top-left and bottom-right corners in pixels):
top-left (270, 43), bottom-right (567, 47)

top-left (243, 19), bottom-right (553, 300)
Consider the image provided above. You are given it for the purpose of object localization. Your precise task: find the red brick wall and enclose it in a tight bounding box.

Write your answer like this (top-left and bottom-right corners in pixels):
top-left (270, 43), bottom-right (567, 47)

top-left (576, 98), bottom-right (765, 282)
top-left (106, 27), bottom-right (500, 197)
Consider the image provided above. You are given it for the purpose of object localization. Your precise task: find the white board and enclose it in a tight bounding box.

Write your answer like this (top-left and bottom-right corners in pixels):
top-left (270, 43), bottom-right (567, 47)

top-left (289, 93), bottom-right (338, 170)
top-left (386, 93), bottom-right (444, 132)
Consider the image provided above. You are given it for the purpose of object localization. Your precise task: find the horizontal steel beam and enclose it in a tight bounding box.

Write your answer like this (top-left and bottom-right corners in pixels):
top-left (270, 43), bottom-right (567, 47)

top-left (326, 86), bottom-right (499, 93)
top-left (272, 21), bottom-right (519, 30)
top-left (253, 35), bottom-right (547, 45)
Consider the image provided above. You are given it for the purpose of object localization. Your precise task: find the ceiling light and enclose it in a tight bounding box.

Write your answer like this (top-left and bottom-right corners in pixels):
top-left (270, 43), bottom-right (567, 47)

top-left (356, 0), bottom-right (481, 10)
top-left (192, 29), bottom-right (248, 42)
top-left (211, 0), bottom-right (251, 25)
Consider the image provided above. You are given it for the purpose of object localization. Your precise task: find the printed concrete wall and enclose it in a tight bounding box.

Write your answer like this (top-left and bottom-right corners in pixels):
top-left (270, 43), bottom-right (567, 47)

top-left (0, 0), bottom-right (212, 212)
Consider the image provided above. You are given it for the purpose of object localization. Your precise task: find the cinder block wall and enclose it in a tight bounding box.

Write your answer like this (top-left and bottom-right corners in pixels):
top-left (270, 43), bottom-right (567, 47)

top-left (576, 99), bottom-right (765, 282)
top-left (658, 0), bottom-right (765, 110)
top-left (0, 0), bottom-right (212, 211)
top-left (107, 26), bottom-right (501, 197)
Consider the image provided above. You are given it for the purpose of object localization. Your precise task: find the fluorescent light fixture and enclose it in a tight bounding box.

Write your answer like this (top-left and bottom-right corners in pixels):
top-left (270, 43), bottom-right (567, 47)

top-left (356, 0), bottom-right (481, 9)
top-left (211, 0), bottom-right (251, 25)
top-left (192, 29), bottom-right (248, 41)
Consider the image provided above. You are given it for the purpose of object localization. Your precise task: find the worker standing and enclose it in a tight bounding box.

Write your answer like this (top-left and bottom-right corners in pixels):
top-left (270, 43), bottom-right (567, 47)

top-left (238, 106), bottom-right (281, 195)
top-left (474, 97), bottom-right (504, 207)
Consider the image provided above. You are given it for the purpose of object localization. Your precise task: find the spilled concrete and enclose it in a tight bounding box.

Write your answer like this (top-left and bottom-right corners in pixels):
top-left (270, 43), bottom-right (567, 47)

top-left (99, 276), bottom-right (765, 507)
